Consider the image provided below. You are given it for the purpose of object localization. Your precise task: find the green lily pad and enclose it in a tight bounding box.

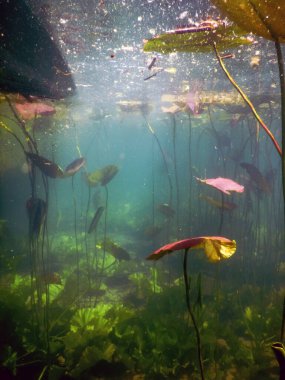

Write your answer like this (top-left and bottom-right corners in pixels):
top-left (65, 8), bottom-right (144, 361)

top-left (144, 23), bottom-right (252, 54)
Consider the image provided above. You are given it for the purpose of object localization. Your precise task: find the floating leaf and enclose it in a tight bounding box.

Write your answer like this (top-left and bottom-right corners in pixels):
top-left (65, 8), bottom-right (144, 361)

top-left (196, 176), bottom-right (244, 194)
top-left (146, 236), bottom-right (236, 262)
top-left (144, 21), bottom-right (252, 54)
top-left (211, 0), bottom-right (285, 42)
top-left (26, 152), bottom-right (64, 178)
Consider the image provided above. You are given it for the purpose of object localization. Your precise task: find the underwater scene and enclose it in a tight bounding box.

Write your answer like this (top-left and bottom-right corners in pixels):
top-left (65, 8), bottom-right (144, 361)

top-left (0, 0), bottom-right (285, 379)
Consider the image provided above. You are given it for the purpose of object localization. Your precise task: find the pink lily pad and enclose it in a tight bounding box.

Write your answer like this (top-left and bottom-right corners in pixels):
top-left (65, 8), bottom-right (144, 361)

top-left (146, 236), bottom-right (236, 262)
top-left (14, 101), bottom-right (56, 120)
top-left (196, 177), bottom-right (244, 194)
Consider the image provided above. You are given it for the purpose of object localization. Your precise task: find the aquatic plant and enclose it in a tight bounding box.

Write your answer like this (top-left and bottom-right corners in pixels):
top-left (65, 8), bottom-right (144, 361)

top-left (63, 157), bottom-right (86, 177)
top-left (210, 1), bottom-right (285, 43)
top-left (143, 117), bottom-right (173, 207)
top-left (196, 177), bottom-right (244, 195)
top-left (210, 0), bottom-right (285, 204)
top-left (147, 236), bottom-right (236, 380)
top-left (271, 342), bottom-right (285, 380)
top-left (144, 20), bottom-right (252, 54)
top-left (196, 176), bottom-right (244, 233)
top-left (26, 152), bottom-right (64, 179)
top-left (144, 20), bottom-right (281, 157)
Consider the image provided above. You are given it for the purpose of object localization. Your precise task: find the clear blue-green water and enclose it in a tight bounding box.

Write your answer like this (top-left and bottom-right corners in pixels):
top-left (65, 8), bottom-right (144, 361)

top-left (0, 1), bottom-right (284, 379)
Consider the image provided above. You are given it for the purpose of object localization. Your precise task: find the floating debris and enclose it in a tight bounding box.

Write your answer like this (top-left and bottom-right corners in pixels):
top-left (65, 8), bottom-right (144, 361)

top-left (144, 68), bottom-right (163, 81)
top-left (117, 100), bottom-right (152, 114)
top-left (147, 56), bottom-right (157, 70)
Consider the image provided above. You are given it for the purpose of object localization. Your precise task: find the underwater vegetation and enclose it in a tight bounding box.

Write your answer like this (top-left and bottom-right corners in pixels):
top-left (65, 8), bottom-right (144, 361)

top-left (0, 0), bottom-right (285, 379)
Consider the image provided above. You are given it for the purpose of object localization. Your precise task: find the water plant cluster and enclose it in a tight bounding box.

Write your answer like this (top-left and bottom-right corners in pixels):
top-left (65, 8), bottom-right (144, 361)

top-left (0, 231), bottom-right (283, 379)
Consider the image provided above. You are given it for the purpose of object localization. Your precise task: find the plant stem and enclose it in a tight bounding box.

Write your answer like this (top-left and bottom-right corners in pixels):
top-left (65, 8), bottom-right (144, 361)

top-left (275, 41), bottom-right (285, 233)
top-left (143, 116), bottom-right (173, 206)
top-left (171, 114), bottom-right (180, 237)
top-left (183, 249), bottom-right (205, 380)
top-left (213, 42), bottom-right (282, 157)
top-left (281, 295), bottom-right (285, 342)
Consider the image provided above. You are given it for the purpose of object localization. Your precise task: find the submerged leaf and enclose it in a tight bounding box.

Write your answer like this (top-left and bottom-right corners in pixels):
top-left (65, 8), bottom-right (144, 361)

top-left (26, 197), bottom-right (47, 238)
top-left (240, 162), bottom-right (271, 193)
top-left (101, 238), bottom-right (130, 261)
top-left (26, 152), bottom-right (64, 178)
top-left (84, 169), bottom-right (103, 187)
top-left (196, 176), bottom-right (244, 194)
top-left (88, 206), bottom-right (104, 234)
top-left (64, 157), bottom-right (86, 177)
top-left (146, 236), bottom-right (236, 262)
top-left (84, 165), bottom-right (119, 187)
top-left (100, 165), bottom-right (119, 186)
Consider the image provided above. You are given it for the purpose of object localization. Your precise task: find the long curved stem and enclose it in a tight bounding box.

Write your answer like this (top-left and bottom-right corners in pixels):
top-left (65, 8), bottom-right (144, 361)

top-left (213, 42), bottom-right (282, 157)
top-left (275, 41), bottom-right (285, 233)
top-left (183, 249), bottom-right (205, 380)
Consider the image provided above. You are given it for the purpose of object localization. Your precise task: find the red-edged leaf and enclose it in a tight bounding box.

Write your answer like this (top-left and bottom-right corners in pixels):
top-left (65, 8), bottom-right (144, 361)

top-left (196, 177), bottom-right (244, 194)
top-left (146, 236), bottom-right (236, 262)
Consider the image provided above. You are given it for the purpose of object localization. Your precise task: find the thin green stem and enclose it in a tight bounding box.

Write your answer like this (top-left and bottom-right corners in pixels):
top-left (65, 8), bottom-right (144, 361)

top-left (143, 116), bottom-right (173, 206)
top-left (183, 249), bottom-right (205, 380)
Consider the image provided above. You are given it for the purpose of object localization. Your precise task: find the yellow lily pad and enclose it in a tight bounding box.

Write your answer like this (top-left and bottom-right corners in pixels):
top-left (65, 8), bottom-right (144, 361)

top-left (211, 0), bottom-right (285, 42)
